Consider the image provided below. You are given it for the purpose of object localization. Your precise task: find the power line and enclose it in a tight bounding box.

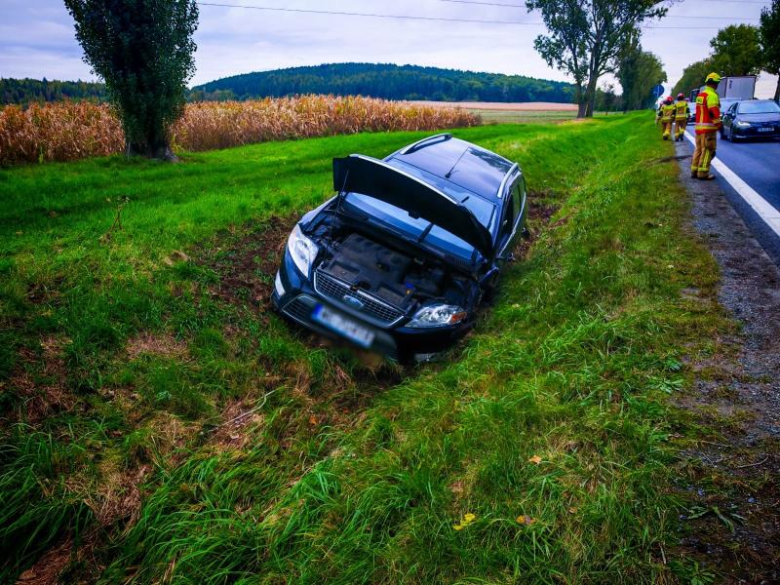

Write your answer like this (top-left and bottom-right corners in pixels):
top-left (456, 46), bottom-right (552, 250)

top-left (197, 2), bottom-right (761, 27)
top-left (438, 0), bottom-right (766, 7)
top-left (197, 2), bottom-right (537, 24)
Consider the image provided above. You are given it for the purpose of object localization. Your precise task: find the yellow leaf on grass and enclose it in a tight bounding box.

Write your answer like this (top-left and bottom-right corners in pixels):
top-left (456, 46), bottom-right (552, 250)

top-left (516, 515), bottom-right (536, 525)
top-left (528, 455), bottom-right (542, 465)
top-left (453, 512), bottom-right (477, 531)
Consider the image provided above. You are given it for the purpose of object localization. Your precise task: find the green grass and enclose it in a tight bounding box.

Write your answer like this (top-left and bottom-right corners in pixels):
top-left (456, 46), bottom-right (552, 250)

top-left (0, 115), bottom-right (727, 583)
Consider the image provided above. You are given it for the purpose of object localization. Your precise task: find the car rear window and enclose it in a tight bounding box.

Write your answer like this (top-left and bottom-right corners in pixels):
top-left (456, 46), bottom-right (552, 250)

top-left (387, 159), bottom-right (496, 227)
top-left (738, 101), bottom-right (780, 114)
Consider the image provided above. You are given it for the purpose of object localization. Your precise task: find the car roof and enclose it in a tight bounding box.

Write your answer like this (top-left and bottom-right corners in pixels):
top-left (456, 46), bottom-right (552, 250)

top-left (384, 134), bottom-right (517, 202)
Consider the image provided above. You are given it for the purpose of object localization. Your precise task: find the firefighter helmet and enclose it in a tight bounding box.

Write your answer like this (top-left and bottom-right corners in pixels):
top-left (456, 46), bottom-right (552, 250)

top-left (665, 96), bottom-right (673, 103)
top-left (705, 72), bottom-right (722, 84)
top-left (677, 93), bottom-right (685, 100)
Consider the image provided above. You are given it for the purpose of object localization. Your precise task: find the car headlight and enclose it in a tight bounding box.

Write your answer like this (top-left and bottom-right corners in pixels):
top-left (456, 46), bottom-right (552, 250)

top-left (287, 224), bottom-right (319, 276)
top-left (735, 121), bottom-right (751, 128)
top-left (407, 304), bottom-right (468, 328)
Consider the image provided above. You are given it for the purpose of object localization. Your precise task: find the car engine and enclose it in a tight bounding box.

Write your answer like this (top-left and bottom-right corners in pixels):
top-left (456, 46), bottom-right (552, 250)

top-left (316, 232), bottom-right (472, 311)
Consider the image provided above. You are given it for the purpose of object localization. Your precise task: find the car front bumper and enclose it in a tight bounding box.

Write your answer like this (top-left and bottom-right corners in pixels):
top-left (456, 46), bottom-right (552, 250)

top-left (272, 252), bottom-right (474, 361)
top-left (732, 124), bottom-right (780, 139)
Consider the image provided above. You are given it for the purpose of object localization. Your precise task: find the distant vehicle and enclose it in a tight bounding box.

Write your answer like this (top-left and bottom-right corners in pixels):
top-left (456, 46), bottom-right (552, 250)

top-left (272, 134), bottom-right (528, 362)
top-left (687, 76), bottom-right (757, 122)
top-left (687, 98), bottom-right (740, 124)
top-left (721, 100), bottom-right (780, 142)
top-left (717, 76), bottom-right (757, 100)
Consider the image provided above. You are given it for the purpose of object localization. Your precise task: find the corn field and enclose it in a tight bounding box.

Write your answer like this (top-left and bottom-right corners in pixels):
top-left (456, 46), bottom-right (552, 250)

top-left (0, 96), bottom-right (479, 165)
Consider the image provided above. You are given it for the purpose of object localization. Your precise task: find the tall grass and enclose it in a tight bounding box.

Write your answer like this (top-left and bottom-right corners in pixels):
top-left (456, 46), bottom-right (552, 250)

top-left (0, 117), bottom-right (727, 582)
top-left (0, 96), bottom-right (478, 165)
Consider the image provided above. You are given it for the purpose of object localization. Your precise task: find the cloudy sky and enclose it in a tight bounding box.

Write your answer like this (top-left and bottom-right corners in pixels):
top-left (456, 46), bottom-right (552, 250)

top-left (0, 0), bottom-right (776, 96)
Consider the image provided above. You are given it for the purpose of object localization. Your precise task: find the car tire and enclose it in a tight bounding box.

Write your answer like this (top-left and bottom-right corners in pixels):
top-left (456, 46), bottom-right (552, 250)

top-left (721, 127), bottom-right (728, 141)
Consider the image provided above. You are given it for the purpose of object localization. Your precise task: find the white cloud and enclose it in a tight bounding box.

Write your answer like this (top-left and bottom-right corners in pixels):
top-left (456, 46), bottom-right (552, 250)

top-left (0, 0), bottom-right (773, 95)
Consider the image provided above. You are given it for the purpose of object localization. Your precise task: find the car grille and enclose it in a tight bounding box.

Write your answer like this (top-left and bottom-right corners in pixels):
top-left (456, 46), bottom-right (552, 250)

top-left (283, 297), bottom-right (314, 323)
top-left (314, 270), bottom-right (404, 325)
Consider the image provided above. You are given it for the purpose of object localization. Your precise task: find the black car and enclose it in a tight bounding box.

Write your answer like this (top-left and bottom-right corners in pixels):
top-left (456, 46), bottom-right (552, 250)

top-left (272, 133), bottom-right (527, 362)
top-left (721, 99), bottom-right (780, 141)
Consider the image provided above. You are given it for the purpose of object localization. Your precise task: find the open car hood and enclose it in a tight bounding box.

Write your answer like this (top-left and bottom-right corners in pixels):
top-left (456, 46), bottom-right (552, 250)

top-left (333, 155), bottom-right (494, 258)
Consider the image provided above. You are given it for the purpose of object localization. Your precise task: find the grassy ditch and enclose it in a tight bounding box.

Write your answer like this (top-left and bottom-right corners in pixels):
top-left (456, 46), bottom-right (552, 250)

top-left (0, 115), bottom-right (726, 583)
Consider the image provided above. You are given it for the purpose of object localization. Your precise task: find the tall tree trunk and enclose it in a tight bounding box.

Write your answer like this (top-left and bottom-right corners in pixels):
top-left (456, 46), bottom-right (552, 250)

top-left (575, 84), bottom-right (587, 118)
top-left (584, 75), bottom-right (599, 118)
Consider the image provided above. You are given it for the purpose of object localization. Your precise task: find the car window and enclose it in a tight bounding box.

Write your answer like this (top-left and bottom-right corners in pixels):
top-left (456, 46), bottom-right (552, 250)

top-left (738, 101), bottom-right (780, 114)
top-left (388, 159), bottom-right (496, 227)
top-left (512, 182), bottom-right (522, 223)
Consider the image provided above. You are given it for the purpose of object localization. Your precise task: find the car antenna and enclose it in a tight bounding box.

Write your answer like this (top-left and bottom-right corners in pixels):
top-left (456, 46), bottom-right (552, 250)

top-left (444, 147), bottom-right (469, 179)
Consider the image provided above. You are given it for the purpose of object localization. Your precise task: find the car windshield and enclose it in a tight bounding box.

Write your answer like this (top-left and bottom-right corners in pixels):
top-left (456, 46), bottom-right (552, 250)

top-left (342, 192), bottom-right (492, 264)
top-left (738, 101), bottom-right (780, 114)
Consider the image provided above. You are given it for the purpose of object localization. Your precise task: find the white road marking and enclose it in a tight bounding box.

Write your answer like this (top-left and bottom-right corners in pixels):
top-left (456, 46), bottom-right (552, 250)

top-left (685, 132), bottom-right (780, 237)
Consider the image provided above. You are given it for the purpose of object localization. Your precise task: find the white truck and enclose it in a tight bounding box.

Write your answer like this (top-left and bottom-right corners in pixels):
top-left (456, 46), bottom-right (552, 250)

top-left (716, 76), bottom-right (757, 100)
top-left (689, 75), bottom-right (757, 103)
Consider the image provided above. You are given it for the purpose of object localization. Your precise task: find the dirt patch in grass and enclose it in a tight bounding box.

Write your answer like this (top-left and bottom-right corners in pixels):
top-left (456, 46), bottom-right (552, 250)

top-left (126, 332), bottom-right (189, 361)
top-left (203, 215), bottom-right (297, 311)
top-left (16, 538), bottom-right (74, 585)
top-left (89, 464), bottom-right (151, 527)
top-left (671, 148), bottom-right (780, 583)
top-left (5, 335), bottom-right (76, 424)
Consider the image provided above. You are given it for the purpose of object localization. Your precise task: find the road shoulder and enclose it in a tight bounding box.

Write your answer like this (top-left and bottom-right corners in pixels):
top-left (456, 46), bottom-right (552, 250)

top-left (672, 140), bottom-right (780, 582)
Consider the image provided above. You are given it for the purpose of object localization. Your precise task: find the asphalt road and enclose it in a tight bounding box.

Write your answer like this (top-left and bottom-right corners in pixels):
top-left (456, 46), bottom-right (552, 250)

top-left (682, 128), bottom-right (780, 266)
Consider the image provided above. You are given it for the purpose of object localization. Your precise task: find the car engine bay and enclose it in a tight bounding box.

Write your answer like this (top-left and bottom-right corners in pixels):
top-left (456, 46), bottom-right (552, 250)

top-left (313, 229), bottom-right (477, 312)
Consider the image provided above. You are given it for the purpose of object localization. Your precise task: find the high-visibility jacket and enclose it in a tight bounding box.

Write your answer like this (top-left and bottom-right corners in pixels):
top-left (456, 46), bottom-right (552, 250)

top-left (661, 103), bottom-right (675, 122)
top-left (675, 100), bottom-right (688, 121)
top-left (695, 86), bottom-right (721, 134)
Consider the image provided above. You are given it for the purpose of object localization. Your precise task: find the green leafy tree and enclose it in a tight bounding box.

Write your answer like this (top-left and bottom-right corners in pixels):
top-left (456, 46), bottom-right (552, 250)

top-left (64, 0), bottom-right (199, 160)
top-left (672, 58), bottom-right (714, 98)
top-left (526, 0), bottom-right (668, 118)
top-left (617, 35), bottom-right (667, 111)
top-left (710, 24), bottom-right (763, 77)
top-left (759, 0), bottom-right (780, 101)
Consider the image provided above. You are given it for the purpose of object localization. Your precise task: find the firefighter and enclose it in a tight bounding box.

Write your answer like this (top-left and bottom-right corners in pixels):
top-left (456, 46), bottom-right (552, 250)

top-left (692, 72), bottom-right (722, 180)
top-left (674, 93), bottom-right (688, 141)
top-left (660, 96), bottom-right (675, 140)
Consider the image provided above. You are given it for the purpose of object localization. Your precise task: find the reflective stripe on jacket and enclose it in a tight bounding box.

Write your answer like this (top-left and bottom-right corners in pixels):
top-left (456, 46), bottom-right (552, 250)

top-left (675, 101), bottom-right (688, 121)
top-left (695, 87), bottom-right (721, 134)
top-left (661, 104), bottom-right (675, 122)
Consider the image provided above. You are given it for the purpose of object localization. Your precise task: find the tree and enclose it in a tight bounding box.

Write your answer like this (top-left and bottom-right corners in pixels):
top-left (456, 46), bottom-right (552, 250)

top-left (526, 0), bottom-right (668, 118)
top-left (64, 0), bottom-right (199, 160)
top-left (672, 58), bottom-right (714, 98)
top-left (759, 0), bottom-right (780, 101)
top-left (710, 24), bottom-right (763, 77)
top-left (617, 35), bottom-right (667, 111)
top-left (598, 82), bottom-right (617, 113)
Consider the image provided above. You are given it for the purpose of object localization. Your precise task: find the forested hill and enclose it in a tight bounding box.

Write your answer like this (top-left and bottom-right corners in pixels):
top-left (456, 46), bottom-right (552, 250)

top-left (1, 78), bottom-right (107, 106)
top-left (192, 63), bottom-right (575, 103)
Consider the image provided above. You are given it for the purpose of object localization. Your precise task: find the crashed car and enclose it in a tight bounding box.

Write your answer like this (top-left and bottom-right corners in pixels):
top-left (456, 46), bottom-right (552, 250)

top-left (272, 133), bottom-right (527, 362)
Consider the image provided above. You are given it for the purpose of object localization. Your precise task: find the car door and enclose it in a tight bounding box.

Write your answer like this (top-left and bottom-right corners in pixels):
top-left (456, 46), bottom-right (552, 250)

top-left (496, 178), bottom-right (526, 263)
top-left (722, 103), bottom-right (737, 135)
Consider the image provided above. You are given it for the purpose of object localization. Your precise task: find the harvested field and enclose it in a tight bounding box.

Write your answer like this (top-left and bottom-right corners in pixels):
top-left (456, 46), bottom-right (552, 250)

top-left (407, 100), bottom-right (577, 111)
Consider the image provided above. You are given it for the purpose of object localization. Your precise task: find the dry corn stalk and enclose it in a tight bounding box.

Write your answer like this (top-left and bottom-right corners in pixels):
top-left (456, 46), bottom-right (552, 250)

top-left (0, 96), bottom-right (479, 165)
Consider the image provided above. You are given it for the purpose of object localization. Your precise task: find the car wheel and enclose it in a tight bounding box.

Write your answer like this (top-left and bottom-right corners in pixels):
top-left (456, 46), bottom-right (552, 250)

top-left (731, 128), bottom-right (740, 142)
top-left (721, 127), bottom-right (729, 141)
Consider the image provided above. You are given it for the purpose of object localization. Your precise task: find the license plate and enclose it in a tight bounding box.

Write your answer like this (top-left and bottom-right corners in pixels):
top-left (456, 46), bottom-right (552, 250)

top-left (312, 305), bottom-right (375, 348)
top-left (758, 127), bottom-right (773, 133)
